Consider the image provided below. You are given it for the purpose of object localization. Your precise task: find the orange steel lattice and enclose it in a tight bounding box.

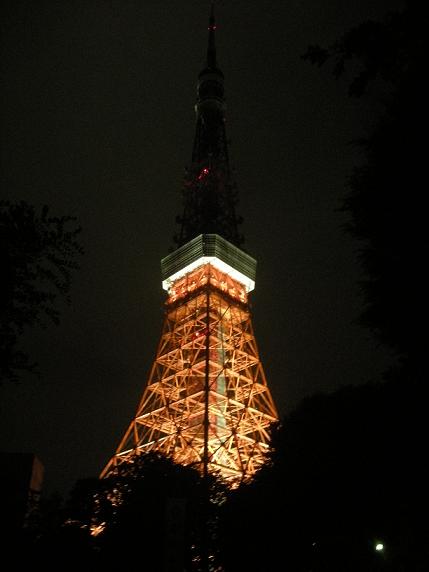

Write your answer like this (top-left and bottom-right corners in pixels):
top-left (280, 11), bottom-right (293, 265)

top-left (101, 263), bottom-right (278, 485)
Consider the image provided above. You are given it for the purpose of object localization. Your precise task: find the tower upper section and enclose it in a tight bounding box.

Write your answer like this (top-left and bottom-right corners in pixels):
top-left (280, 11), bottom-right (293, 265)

top-left (193, 4), bottom-right (227, 164)
top-left (175, 5), bottom-right (242, 248)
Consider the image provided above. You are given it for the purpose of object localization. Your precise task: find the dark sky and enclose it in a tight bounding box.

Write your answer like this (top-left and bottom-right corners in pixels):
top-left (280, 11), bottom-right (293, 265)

top-left (0, 0), bottom-right (403, 497)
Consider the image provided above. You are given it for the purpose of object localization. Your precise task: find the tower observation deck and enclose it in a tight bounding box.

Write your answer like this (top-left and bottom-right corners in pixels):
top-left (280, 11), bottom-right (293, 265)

top-left (101, 6), bottom-right (278, 486)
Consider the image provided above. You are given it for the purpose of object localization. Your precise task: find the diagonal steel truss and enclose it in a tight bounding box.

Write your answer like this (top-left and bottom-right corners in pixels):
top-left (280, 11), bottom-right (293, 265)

top-left (101, 263), bottom-right (278, 485)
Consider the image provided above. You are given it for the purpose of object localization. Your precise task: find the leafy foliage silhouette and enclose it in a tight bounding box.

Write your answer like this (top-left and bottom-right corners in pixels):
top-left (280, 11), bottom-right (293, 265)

top-left (304, 3), bottom-right (427, 370)
top-left (32, 453), bottom-right (226, 571)
top-left (0, 200), bottom-right (83, 382)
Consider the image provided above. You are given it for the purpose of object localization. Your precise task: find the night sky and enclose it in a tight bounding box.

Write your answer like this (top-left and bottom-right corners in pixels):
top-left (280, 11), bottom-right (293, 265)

top-left (0, 0), bottom-right (403, 497)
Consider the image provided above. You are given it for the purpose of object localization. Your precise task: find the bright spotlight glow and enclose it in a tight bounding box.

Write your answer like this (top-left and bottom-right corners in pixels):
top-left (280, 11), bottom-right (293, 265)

top-left (375, 543), bottom-right (384, 552)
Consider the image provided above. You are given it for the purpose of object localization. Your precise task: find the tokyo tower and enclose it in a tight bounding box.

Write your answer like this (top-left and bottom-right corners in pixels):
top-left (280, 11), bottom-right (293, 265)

top-left (101, 6), bottom-right (278, 486)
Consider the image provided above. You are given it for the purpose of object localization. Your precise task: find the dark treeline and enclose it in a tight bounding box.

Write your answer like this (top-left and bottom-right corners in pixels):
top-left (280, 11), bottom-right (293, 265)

top-left (5, 377), bottom-right (427, 571)
top-left (2, 2), bottom-right (428, 570)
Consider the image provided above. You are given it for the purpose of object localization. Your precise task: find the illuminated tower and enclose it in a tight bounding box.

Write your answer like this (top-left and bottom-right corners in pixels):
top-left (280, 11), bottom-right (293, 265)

top-left (101, 7), bottom-right (278, 485)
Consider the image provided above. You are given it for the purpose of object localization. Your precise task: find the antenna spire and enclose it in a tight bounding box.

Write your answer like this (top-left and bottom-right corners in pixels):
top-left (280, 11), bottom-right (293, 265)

top-left (174, 3), bottom-right (243, 248)
top-left (207, 2), bottom-right (217, 69)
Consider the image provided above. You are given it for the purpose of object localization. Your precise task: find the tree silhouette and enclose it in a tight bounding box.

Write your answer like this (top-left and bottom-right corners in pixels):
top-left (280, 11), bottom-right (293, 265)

top-left (219, 380), bottom-right (428, 571)
top-left (97, 455), bottom-right (225, 570)
top-left (304, 3), bottom-right (427, 371)
top-left (36, 453), bottom-right (226, 571)
top-left (0, 200), bottom-right (83, 382)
